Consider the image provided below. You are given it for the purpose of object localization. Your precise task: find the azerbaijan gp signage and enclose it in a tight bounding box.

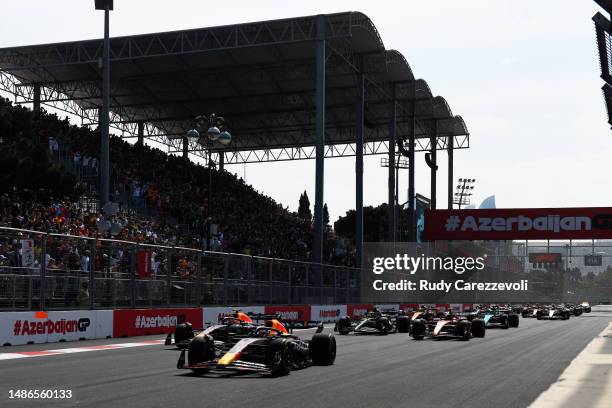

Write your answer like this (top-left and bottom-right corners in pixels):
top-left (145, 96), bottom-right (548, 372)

top-left (424, 207), bottom-right (612, 240)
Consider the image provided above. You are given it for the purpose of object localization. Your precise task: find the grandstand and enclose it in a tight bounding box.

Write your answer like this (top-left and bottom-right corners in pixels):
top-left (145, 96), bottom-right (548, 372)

top-left (0, 12), bottom-right (469, 309)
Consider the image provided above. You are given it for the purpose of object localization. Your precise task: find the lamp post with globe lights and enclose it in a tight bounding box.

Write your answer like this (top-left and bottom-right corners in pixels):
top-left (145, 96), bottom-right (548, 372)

top-left (186, 114), bottom-right (231, 250)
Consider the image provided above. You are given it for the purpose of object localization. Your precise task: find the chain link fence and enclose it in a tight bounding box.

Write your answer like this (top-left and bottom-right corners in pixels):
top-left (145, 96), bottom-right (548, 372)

top-left (0, 227), bottom-right (359, 311)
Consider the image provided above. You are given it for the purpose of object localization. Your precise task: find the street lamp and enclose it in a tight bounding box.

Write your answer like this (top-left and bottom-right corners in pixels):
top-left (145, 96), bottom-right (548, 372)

top-left (186, 114), bottom-right (231, 250)
top-left (95, 0), bottom-right (113, 207)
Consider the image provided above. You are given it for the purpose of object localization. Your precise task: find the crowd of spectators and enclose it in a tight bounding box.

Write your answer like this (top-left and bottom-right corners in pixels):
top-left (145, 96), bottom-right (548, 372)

top-left (0, 97), bottom-right (356, 268)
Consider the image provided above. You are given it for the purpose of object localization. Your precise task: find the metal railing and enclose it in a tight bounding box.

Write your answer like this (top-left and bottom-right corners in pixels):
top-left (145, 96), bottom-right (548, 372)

top-left (0, 227), bottom-right (359, 311)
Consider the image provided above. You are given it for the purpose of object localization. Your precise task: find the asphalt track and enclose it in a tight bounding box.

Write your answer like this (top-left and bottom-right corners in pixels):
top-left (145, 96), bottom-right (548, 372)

top-left (0, 313), bottom-right (610, 408)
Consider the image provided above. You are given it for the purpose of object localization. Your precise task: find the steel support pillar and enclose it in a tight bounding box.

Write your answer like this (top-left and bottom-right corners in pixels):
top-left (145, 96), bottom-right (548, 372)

top-left (355, 68), bottom-right (364, 270)
top-left (100, 6), bottom-right (111, 206)
top-left (387, 86), bottom-right (396, 242)
top-left (408, 103), bottom-right (416, 241)
top-left (448, 135), bottom-right (454, 209)
top-left (137, 121), bottom-right (144, 146)
top-left (430, 122), bottom-right (437, 210)
top-left (313, 14), bottom-right (326, 265)
top-left (182, 136), bottom-right (189, 158)
top-left (33, 84), bottom-right (41, 112)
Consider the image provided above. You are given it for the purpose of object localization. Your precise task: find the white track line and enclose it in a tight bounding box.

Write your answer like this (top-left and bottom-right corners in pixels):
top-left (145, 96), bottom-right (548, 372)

top-left (528, 322), bottom-right (612, 408)
top-left (0, 340), bottom-right (165, 361)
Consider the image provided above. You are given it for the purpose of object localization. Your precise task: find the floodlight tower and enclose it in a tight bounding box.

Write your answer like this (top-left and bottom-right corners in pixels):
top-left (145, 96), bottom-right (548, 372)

top-left (453, 178), bottom-right (476, 209)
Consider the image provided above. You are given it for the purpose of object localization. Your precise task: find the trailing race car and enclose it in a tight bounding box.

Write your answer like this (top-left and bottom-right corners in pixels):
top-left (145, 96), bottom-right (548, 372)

top-left (410, 312), bottom-right (486, 340)
top-left (165, 310), bottom-right (257, 349)
top-left (581, 302), bottom-right (592, 313)
top-left (177, 317), bottom-right (336, 376)
top-left (521, 305), bottom-right (540, 318)
top-left (536, 305), bottom-right (571, 320)
top-left (479, 307), bottom-right (520, 329)
top-left (335, 307), bottom-right (397, 335)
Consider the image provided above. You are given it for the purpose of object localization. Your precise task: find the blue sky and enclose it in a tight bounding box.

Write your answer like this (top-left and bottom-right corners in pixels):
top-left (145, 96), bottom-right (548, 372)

top-left (1, 1), bottom-right (609, 222)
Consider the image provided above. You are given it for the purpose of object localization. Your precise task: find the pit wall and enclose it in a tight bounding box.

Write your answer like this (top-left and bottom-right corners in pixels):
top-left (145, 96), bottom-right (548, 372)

top-left (0, 303), bottom-right (471, 346)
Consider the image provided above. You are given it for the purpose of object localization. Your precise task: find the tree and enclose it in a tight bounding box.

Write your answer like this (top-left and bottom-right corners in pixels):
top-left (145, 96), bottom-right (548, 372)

top-left (298, 191), bottom-right (312, 221)
top-left (323, 203), bottom-right (330, 226)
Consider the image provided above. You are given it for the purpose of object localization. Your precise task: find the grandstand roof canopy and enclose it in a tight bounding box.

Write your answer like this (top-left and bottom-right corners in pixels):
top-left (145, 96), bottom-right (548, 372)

top-left (0, 11), bottom-right (469, 163)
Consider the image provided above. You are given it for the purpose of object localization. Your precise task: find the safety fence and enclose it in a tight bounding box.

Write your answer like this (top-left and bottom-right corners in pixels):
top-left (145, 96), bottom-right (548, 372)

top-left (0, 227), bottom-right (360, 311)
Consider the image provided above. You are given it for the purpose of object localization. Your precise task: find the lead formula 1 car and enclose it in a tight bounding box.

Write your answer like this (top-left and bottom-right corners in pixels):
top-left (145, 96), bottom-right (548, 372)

top-left (178, 317), bottom-right (336, 376)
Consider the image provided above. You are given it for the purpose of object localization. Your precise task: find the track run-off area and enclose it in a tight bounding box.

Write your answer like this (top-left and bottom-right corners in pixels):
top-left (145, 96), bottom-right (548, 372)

top-left (0, 311), bottom-right (610, 408)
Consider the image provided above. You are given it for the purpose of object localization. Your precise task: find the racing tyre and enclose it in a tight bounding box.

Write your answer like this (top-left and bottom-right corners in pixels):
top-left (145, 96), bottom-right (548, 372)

top-left (456, 322), bottom-right (470, 341)
top-left (267, 339), bottom-right (292, 376)
top-left (471, 318), bottom-right (486, 338)
top-left (508, 314), bottom-right (519, 328)
top-left (536, 311), bottom-right (543, 320)
top-left (337, 316), bottom-right (351, 335)
top-left (187, 334), bottom-right (215, 373)
top-left (174, 322), bottom-right (194, 345)
top-left (376, 317), bottom-right (391, 335)
top-left (411, 319), bottom-right (426, 340)
top-left (396, 316), bottom-right (411, 333)
top-left (310, 333), bottom-right (336, 366)
top-left (522, 311), bottom-right (529, 318)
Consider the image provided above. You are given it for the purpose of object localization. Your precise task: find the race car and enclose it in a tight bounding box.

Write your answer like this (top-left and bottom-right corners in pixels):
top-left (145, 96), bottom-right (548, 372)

top-left (564, 303), bottom-right (583, 316)
top-left (410, 312), bottom-right (486, 340)
top-left (478, 307), bottom-right (520, 329)
top-left (521, 305), bottom-right (540, 318)
top-left (536, 305), bottom-right (571, 320)
top-left (581, 302), bottom-right (592, 313)
top-left (334, 307), bottom-right (397, 335)
top-left (165, 310), bottom-right (257, 349)
top-left (177, 317), bottom-right (336, 376)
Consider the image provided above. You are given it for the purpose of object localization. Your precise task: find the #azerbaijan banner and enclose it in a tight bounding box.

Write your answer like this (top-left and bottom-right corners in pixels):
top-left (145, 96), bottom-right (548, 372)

top-left (424, 207), bottom-right (612, 240)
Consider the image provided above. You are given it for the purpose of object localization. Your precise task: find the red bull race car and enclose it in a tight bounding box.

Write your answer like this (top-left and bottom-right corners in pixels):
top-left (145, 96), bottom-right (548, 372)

top-left (165, 311), bottom-right (258, 349)
top-left (177, 315), bottom-right (336, 376)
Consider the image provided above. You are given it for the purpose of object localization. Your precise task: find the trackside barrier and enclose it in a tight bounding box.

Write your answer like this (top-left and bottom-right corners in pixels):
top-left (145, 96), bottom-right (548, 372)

top-left (112, 308), bottom-right (203, 337)
top-left (0, 310), bottom-right (112, 346)
top-left (1, 303), bottom-right (468, 346)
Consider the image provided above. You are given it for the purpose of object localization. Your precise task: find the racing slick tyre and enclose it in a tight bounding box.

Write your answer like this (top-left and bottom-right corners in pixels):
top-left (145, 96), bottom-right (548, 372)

top-left (187, 334), bottom-right (215, 374)
top-left (267, 339), bottom-right (292, 376)
top-left (411, 319), bottom-right (426, 340)
top-left (574, 309), bottom-right (582, 316)
top-left (471, 318), bottom-right (486, 338)
top-left (174, 322), bottom-right (194, 345)
top-left (508, 314), bottom-right (520, 328)
top-left (336, 316), bottom-right (351, 335)
top-left (456, 322), bottom-right (471, 341)
top-left (500, 315), bottom-right (509, 329)
top-left (310, 333), bottom-right (336, 366)
top-left (536, 311), bottom-right (543, 320)
top-left (376, 317), bottom-right (392, 335)
top-left (521, 310), bottom-right (529, 318)
top-left (563, 312), bottom-right (570, 320)
top-left (396, 316), bottom-right (411, 333)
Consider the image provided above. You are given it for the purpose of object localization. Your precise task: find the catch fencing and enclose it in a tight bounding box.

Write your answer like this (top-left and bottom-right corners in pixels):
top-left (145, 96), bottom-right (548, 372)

top-left (0, 227), bottom-right (359, 311)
